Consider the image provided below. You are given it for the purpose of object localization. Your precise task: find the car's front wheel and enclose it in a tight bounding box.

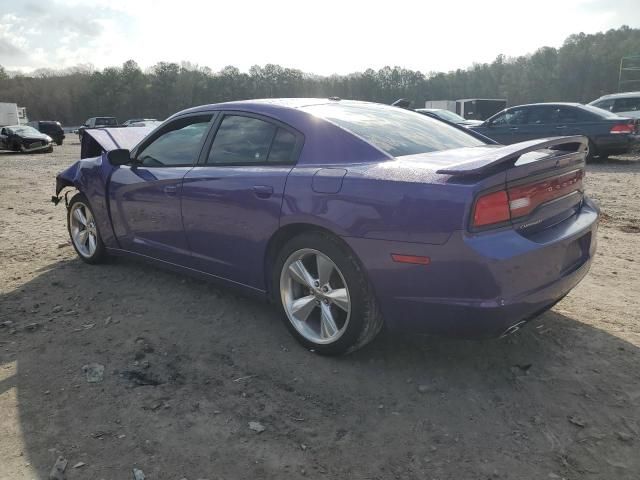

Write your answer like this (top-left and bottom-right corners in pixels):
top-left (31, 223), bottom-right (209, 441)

top-left (274, 232), bottom-right (383, 355)
top-left (67, 194), bottom-right (106, 264)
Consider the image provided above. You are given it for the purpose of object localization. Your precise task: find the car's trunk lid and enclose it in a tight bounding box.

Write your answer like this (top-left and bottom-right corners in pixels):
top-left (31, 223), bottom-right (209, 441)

top-left (404, 136), bottom-right (587, 236)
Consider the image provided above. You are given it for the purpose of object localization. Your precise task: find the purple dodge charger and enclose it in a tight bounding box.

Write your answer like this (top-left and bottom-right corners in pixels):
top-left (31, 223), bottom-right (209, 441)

top-left (54, 99), bottom-right (598, 354)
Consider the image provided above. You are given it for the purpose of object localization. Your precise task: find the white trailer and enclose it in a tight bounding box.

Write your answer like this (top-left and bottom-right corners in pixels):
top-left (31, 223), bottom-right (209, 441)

top-left (0, 103), bottom-right (20, 126)
top-left (424, 100), bottom-right (457, 112)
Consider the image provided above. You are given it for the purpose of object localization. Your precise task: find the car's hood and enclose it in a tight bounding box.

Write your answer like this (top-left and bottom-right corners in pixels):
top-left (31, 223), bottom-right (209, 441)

top-left (81, 126), bottom-right (153, 159)
top-left (84, 127), bottom-right (153, 152)
top-left (19, 133), bottom-right (50, 141)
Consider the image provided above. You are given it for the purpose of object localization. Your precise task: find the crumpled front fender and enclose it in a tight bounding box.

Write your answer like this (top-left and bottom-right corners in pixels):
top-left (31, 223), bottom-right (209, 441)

top-left (52, 156), bottom-right (104, 204)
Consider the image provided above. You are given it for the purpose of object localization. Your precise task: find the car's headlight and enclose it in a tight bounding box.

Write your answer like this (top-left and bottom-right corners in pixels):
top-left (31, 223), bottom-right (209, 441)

top-left (45, 135), bottom-right (52, 142)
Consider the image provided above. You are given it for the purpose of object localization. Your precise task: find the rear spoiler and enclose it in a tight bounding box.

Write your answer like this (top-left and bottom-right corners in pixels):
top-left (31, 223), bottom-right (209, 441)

top-left (436, 136), bottom-right (588, 176)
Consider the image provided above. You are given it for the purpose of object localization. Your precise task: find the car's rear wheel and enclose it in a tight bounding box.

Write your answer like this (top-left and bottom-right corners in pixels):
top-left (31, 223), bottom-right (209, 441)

top-left (67, 194), bottom-right (106, 264)
top-left (274, 232), bottom-right (383, 355)
top-left (586, 139), bottom-right (597, 162)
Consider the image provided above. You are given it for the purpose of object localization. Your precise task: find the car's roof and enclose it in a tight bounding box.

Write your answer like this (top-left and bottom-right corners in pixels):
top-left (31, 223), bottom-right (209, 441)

top-left (507, 102), bottom-right (583, 108)
top-left (178, 98), bottom-right (373, 116)
top-left (593, 91), bottom-right (640, 100)
top-left (416, 108), bottom-right (445, 112)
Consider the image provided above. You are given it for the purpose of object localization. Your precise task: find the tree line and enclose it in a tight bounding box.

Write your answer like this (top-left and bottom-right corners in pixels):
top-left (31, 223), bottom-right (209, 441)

top-left (1, 26), bottom-right (639, 126)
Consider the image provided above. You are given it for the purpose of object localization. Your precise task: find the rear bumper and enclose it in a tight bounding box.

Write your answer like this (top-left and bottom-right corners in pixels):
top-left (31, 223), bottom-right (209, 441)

top-left (344, 198), bottom-right (599, 338)
top-left (594, 134), bottom-right (639, 155)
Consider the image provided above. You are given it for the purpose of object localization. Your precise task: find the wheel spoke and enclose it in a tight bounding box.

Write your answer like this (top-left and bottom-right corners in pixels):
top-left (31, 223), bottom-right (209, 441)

top-left (288, 260), bottom-right (315, 288)
top-left (78, 230), bottom-right (88, 245)
top-left (326, 288), bottom-right (349, 312)
top-left (88, 233), bottom-right (97, 253)
top-left (74, 207), bottom-right (87, 226)
top-left (290, 295), bottom-right (317, 322)
top-left (316, 254), bottom-right (334, 286)
top-left (320, 303), bottom-right (338, 339)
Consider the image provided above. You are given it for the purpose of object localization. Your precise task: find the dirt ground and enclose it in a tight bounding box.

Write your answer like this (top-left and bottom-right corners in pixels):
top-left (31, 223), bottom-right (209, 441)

top-left (1, 140), bottom-right (639, 480)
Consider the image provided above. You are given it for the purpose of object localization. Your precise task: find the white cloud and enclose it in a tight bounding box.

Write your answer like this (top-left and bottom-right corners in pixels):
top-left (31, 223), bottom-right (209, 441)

top-left (0, 0), bottom-right (637, 74)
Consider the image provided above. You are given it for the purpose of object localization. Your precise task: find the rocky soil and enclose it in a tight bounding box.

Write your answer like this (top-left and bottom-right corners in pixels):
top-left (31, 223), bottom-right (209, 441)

top-left (0, 141), bottom-right (639, 480)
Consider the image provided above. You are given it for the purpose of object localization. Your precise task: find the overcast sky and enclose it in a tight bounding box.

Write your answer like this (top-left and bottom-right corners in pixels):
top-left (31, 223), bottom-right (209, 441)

top-left (1, 0), bottom-right (639, 75)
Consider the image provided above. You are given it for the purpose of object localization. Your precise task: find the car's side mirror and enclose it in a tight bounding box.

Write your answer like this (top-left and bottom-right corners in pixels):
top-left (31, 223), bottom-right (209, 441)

top-left (107, 149), bottom-right (131, 166)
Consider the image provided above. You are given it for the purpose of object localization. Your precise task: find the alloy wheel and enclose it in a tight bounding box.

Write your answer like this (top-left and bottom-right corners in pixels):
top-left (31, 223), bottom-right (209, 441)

top-left (69, 202), bottom-right (98, 258)
top-left (280, 248), bottom-right (351, 344)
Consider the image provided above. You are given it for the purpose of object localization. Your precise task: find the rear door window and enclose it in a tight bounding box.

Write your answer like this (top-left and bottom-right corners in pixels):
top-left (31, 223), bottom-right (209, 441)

top-left (207, 115), bottom-right (299, 165)
top-left (613, 97), bottom-right (640, 112)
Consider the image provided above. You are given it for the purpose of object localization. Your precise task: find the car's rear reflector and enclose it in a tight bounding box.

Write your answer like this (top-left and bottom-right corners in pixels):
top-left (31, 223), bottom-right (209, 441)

top-left (471, 169), bottom-right (584, 229)
top-left (610, 123), bottom-right (634, 134)
top-left (391, 254), bottom-right (431, 265)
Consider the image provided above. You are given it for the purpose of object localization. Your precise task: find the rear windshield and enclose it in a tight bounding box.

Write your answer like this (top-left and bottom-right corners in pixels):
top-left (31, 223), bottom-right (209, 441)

top-left (579, 104), bottom-right (624, 119)
top-left (303, 102), bottom-right (484, 157)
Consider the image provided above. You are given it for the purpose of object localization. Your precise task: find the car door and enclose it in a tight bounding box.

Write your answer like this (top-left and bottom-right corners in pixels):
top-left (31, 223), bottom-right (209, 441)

top-left (108, 113), bottom-right (214, 264)
top-left (181, 112), bottom-right (303, 290)
top-left (514, 105), bottom-right (560, 140)
top-left (551, 106), bottom-right (595, 138)
top-left (476, 108), bottom-right (528, 144)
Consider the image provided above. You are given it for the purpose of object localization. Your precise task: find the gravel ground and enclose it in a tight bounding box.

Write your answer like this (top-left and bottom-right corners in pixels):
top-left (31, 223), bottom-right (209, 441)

top-left (1, 141), bottom-right (639, 480)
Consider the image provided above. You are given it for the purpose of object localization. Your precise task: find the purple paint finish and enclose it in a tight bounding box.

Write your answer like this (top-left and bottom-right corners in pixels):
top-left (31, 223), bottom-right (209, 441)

top-left (55, 99), bottom-right (599, 337)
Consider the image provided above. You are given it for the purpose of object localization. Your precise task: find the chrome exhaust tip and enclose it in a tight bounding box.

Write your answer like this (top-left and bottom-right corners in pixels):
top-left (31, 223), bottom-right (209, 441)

top-left (500, 321), bottom-right (527, 338)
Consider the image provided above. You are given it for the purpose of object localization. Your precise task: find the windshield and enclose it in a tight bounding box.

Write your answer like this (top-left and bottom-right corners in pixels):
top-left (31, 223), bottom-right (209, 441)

top-left (303, 102), bottom-right (484, 157)
top-left (13, 126), bottom-right (41, 136)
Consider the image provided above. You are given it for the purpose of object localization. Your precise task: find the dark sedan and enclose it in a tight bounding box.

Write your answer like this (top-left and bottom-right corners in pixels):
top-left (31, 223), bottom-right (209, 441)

top-left (471, 103), bottom-right (637, 160)
top-left (0, 125), bottom-right (53, 153)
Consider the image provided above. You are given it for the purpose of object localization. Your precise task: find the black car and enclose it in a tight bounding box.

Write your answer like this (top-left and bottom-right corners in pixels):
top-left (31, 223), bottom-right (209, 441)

top-left (27, 120), bottom-right (65, 145)
top-left (0, 125), bottom-right (54, 153)
top-left (78, 117), bottom-right (119, 139)
top-left (471, 103), bottom-right (638, 160)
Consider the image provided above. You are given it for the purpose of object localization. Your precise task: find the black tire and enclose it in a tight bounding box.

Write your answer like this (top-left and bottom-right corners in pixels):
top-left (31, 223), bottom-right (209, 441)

top-left (56, 140), bottom-right (63, 146)
top-left (45, 145), bottom-right (53, 153)
top-left (273, 231), bottom-right (383, 355)
top-left (67, 193), bottom-right (107, 264)
top-left (586, 139), bottom-right (597, 163)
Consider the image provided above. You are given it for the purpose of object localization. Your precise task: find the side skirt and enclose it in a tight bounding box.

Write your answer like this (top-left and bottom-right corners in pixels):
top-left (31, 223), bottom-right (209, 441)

top-left (105, 247), bottom-right (269, 301)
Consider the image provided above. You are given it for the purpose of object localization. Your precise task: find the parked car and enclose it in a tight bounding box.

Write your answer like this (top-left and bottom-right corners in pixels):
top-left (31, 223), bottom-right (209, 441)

top-left (0, 125), bottom-right (53, 153)
top-left (54, 99), bottom-right (598, 355)
top-left (128, 120), bottom-right (162, 128)
top-left (123, 118), bottom-right (158, 127)
top-left (78, 117), bottom-right (118, 139)
top-left (589, 92), bottom-right (640, 119)
top-left (416, 108), bottom-right (484, 127)
top-left (471, 103), bottom-right (637, 160)
top-left (27, 120), bottom-right (65, 145)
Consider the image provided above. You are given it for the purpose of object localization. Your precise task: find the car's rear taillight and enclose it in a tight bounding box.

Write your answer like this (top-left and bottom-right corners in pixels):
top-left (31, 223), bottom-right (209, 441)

top-left (472, 190), bottom-right (510, 227)
top-left (610, 123), bottom-right (634, 134)
top-left (471, 169), bottom-right (584, 229)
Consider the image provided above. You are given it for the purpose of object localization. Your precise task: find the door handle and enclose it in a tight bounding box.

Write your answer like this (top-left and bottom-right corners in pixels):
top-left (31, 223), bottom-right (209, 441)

top-left (164, 185), bottom-right (178, 196)
top-left (555, 125), bottom-right (567, 129)
top-left (509, 127), bottom-right (519, 130)
top-left (253, 185), bottom-right (274, 199)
